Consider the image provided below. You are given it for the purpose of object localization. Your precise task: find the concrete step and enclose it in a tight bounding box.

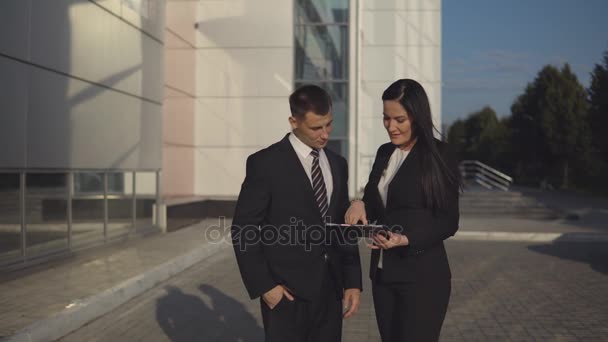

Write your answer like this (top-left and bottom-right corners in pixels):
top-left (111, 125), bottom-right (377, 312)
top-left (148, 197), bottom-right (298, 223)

top-left (458, 189), bottom-right (562, 219)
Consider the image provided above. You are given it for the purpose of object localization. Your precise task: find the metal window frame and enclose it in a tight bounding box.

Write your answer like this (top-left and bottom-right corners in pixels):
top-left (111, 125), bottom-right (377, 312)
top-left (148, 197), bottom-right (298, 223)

top-left (293, 1), bottom-right (351, 157)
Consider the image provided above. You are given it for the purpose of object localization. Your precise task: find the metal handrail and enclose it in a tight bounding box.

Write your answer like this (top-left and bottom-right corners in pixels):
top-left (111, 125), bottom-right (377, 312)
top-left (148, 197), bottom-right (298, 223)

top-left (460, 165), bottom-right (511, 186)
top-left (459, 160), bottom-right (513, 191)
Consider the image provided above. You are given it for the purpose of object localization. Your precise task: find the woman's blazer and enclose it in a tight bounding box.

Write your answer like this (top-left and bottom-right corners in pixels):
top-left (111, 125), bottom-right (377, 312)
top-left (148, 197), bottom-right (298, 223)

top-left (362, 139), bottom-right (460, 283)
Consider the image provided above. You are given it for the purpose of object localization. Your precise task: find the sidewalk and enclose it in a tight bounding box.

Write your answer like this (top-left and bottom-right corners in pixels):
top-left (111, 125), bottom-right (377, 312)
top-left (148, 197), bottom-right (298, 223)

top-left (1, 212), bottom-right (607, 341)
top-left (0, 218), bottom-right (230, 342)
top-left (56, 225), bottom-right (608, 342)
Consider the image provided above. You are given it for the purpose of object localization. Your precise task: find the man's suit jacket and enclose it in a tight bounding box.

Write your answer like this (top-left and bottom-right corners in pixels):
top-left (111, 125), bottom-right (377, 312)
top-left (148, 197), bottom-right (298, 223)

top-left (363, 139), bottom-right (460, 283)
top-left (232, 134), bottom-right (362, 301)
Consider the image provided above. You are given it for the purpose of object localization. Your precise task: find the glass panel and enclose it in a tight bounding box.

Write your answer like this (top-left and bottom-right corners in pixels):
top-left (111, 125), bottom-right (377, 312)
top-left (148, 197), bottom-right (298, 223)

top-left (26, 173), bottom-right (68, 257)
top-left (295, 24), bottom-right (348, 81)
top-left (72, 172), bottom-right (104, 247)
top-left (296, 0), bottom-right (349, 24)
top-left (0, 173), bottom-right (21, 264)
top-left (108, 172), bottom-right (132, 239)
top-left (296, 82), bottom-right (348, 139)
top-left (75, 172), bottom-right (123, 194)
top-left (327, 139), bottom-right (348, 158)
top-left (135, 172), bottom-right (156, 232)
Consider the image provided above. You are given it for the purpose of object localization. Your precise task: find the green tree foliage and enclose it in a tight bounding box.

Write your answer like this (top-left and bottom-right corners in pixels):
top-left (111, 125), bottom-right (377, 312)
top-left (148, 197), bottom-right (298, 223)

top-left (448, 55), bottom-right (608, 194)
top-left (510, 64), bottom-right (591, 188)
top-left (588, 50), bottom-right (608, 158)
top-left (447, 119), bottom-right (466, 158)
top-left (586, 50), bottom-right (608, 193)
top-left (447, 106), bottom-right (512, 172)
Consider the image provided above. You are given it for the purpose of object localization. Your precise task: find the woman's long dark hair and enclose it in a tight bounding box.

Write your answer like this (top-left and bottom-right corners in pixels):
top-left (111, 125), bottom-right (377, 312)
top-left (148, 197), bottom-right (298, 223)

top-left (382, 79), bottom-right (460, 211)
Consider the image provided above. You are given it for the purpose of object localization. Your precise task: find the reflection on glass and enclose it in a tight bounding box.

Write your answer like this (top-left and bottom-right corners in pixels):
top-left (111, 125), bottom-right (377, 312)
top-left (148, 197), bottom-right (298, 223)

top-left (296, 0), bottom-right (349, 24)
top-left (26, 173), bottom-right (68, 257)
top-left (75, 172), bottom-right (123, 194)
top-left (295, 0), bottom-right (349, 160)
top-left (0, 173), bottom-right (21, 264)
top-left (296, 81), bottom-right (348, 138)
top-left (72, 173), bottom-right (104, 247)
top-left (327, 139), bottom-right (348, 158)
top-left (108, 172), bottom-right (132, 239)
top-left (295, 25), bottom-right (348, 80)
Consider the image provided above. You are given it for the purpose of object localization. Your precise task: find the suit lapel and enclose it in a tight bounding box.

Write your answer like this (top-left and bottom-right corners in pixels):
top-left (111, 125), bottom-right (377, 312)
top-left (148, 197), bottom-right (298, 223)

top-left (370, 146), bottom-right (393, 217)
top-left (325, 149), bottom-right (340, 218)
top-left (278, 134), bottom-right (321, 217)
top-left (386, 142), bottom-right (418, 203)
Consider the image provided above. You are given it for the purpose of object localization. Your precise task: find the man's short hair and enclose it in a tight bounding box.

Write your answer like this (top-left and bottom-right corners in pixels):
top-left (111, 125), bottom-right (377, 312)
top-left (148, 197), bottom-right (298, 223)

top-left (289, 85), bottom-right (332, 119)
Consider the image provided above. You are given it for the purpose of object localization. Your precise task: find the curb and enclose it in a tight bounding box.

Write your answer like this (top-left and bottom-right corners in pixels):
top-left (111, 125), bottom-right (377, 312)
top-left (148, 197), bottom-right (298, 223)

top-left (0, 239), bottom-right (227, 342)
top-left (454, 231), bottom-right (608, 243)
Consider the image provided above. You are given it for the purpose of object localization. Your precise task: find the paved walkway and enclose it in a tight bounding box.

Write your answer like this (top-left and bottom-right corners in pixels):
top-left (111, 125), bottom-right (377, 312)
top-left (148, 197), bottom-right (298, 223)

top-left (58, 236), bottom-right (608, 342)
top-left (1, 214), bottom-right (607, 341)
top-left (0, 219), bottom-right (229, 341)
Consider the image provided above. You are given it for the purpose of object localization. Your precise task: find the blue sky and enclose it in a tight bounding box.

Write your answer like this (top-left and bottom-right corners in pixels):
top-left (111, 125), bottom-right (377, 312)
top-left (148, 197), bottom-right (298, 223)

top-left (442, 0), bottom-right (608, 125)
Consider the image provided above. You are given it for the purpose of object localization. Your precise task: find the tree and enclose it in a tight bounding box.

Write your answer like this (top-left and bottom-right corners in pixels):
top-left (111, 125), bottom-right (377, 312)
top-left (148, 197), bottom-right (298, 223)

top-left (510, 64), bottom-right (591, 188)
top-left (586, 49), bottom-right (608, 193)
top-left (463, 106), bottom-right (499, 162)
top-left (588, 50), bottom-right (608, 159)
top-left (447, 119), bottom-right (466, 160)
top-left (446, 106), bottom-right (512, 172)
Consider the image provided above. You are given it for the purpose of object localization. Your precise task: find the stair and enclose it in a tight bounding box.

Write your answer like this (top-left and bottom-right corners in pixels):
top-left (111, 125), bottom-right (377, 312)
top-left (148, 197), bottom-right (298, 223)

top-left (459, 186), bottom-right (561, 219)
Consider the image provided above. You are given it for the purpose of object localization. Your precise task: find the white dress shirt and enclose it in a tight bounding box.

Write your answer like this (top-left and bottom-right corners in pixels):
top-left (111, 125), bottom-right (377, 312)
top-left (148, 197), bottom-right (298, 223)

top-left (289, 133), bottom-right (333, 205)
top-left (377, 147), bottom-right (410, 268)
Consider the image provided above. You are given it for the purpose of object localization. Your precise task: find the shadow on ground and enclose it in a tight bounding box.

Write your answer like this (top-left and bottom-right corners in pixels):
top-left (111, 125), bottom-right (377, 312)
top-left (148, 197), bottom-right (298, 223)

top-left (528, 242), bottom-right (608, 275)
top-left (517, 187), bottom-right (608, 232)
top-left (156, 284), bottom-right (263, 342)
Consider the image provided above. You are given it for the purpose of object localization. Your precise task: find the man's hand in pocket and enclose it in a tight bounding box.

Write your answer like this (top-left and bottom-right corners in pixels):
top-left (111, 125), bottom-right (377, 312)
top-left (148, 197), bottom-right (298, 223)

top-left (262, 285), bottom-right (295, 309)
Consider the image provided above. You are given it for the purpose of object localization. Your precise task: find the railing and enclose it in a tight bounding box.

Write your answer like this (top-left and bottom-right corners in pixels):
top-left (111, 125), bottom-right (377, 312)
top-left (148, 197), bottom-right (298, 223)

top-left (0, 168), bottom-right (162, 270)
top-left (459, 160), bottom-right (513, 191)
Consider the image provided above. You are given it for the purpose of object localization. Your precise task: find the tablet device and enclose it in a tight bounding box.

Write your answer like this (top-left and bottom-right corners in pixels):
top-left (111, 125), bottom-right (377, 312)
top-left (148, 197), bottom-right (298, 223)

top-left (325, 223), bottom-right (389, 238)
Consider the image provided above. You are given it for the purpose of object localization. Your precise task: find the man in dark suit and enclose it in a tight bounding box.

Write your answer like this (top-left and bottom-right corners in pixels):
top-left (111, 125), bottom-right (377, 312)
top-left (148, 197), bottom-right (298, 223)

top-left (231, 85), bottom-right (362, 342)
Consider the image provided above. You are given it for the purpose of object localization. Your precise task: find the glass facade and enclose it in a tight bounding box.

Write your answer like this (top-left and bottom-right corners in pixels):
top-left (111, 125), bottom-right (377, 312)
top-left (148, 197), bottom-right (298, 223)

top-left (75, 173), bottom-right (124, 194)
top-left (25, 173), bottom-right (69, 257)
top-left (0, 170), bottom-right (160, 268)
top-left (295, 0), bottom-right (349, 158)
top-left (0, 173), bottom-right (21, 264)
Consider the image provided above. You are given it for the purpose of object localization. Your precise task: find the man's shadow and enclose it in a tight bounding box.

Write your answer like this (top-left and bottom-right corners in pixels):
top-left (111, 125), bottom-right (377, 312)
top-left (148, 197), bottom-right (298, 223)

top-left (198, 284), bottom-right (264, 341)
top-left (156, 285), bottom-right (263, 342)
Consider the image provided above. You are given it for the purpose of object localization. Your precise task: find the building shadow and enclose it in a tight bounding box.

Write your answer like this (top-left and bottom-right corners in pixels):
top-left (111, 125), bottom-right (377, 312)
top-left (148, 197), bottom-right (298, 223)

top-left (156, 285), bottom-right (263, 342)
top-left (514, 186), bottom-right (608, 232)
top-left (528, 241), bottom-right (608, 276)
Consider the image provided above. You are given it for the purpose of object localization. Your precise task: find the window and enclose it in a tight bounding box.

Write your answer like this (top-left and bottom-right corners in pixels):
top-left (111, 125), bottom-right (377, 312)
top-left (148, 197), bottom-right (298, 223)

top-left (295, 0), bottom-right (349, 158)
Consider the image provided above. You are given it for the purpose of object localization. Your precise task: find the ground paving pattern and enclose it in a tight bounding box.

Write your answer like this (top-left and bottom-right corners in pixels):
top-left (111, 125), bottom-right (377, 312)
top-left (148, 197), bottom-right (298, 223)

top-left (60, 235), bottom-right (608, 342)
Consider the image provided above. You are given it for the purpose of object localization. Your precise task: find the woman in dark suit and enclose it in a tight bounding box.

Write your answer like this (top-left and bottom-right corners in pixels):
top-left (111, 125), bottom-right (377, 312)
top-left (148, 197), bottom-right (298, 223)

top-left (345, 79), bottom-right (461, 342)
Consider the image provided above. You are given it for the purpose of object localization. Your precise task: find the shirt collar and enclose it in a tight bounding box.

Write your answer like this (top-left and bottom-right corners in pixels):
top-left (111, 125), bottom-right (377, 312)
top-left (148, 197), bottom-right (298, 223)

top-left (289, 132), bottom-right (315, 159)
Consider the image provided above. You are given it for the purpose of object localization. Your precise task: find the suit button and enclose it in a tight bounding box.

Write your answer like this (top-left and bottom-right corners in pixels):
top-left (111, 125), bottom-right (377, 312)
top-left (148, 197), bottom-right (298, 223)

top-left (323, 253), bottom-right (329, 261)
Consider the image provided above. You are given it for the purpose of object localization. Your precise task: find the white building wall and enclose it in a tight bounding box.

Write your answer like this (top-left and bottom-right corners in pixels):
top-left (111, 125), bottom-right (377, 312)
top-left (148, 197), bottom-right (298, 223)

top-left (355, 0), bottom-right (442, 191)
top-left (0, 0), bottom-right (165, 194)
top-left (163, 0), bottom-right (441, 198)
top-left (193, 0), bottom-right (294, 196)
top-left (163, 1), bottom-right (198, 196)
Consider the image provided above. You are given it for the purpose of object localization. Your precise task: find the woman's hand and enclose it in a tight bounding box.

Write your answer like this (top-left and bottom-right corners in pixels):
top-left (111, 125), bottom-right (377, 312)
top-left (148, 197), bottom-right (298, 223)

top-left (367, 231), bottom-right (409, 250)
top-left (344, 200), bottom-right (368, 225)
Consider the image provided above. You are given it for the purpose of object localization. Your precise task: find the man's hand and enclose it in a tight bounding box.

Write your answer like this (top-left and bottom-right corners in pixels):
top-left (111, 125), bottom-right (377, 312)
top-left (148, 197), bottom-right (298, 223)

top-left (262, 285), bottom-right (294, 310)
top-left (342, 288), bottom-right (361, 318)
top-left (345, 200), bottom-right (368, 225)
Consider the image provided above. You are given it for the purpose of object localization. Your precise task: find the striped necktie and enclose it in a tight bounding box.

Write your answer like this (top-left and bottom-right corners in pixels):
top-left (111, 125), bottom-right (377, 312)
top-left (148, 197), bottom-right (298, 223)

top-left (310, 149), bottom-right (329, 221)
